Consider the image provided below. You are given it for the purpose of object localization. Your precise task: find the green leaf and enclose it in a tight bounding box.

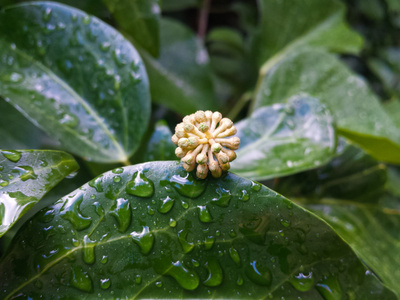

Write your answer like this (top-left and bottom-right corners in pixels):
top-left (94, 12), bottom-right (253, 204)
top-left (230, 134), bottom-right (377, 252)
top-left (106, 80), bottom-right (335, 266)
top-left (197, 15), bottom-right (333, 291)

top-left (143, 120), bottom-right (177, 161)
top-left (253, 49), bottom-right (400, 164)
top-left (0, 99), bottom-right (49, 149)
top-left (231, 95), bottom-right (336, 181)
top-left (275, 146), bottom-right (400, 297)
top-left (251, 0), bottom-right (363, 72)
top-left (0, 2), bottom-right (151, 163)
top-left (161, 0), bottom-right (199, 11)
top-left (383, 98), bottom-right (400, 129)
top-left (140, 18), bottom-right (217, 115)
top-left (0, 149), bottom-right (79, 237)
top-left (0, 161), bottom-right (396, 299)
top-left (102, 0), bottom-right (161, 57)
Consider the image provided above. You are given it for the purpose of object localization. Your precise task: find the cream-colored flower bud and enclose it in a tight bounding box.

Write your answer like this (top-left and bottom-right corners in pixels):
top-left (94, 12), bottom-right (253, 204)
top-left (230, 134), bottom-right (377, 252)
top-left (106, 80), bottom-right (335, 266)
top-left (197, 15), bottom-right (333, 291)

top-left (175, 124), bottom-right (187, 138)
top-left (198, 122), bottom-right (209, 133)
top-left (183, 162), bottom-right (195, 172)
top-left (175, 147), bottom-right (186, 158)
top-left (216, 137), bottom-right (240, 150)
top-left (182, 153), bottom-right (195, 165)
top-left (211, 143), bottom-right (221, 153)
top-left (216, 126), bottom-right (237, 138)
top-left (187, 136), bottom-right (199, 148)
top-left (183, 115), bottom-right (195, 124)
top-left (178, 138), bottom-right (188, 148)
top-left (209, 161), bottom-right (222, 178)
top-left (183, 122), bottom-right (194, 132)
top-left (216, 152), bottom-right (229, 164)
top-left (195, 111), bottom-right (207, 123)
top-left (196, 164), bottom-right (208, 179)
top-left (220, 162), bottom-right (230, 171)
top-left (221, 147), bottom-right (237, 161)
top-left (171, 134), bottom-right (179, 145)
top-left (196, 153), bottom-right (207, 164)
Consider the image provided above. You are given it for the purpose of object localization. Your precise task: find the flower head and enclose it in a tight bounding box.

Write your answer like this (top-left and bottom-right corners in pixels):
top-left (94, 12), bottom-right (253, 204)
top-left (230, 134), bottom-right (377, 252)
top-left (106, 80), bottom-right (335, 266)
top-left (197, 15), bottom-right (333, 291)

top-left (172, 110), bottom-right (240, 179)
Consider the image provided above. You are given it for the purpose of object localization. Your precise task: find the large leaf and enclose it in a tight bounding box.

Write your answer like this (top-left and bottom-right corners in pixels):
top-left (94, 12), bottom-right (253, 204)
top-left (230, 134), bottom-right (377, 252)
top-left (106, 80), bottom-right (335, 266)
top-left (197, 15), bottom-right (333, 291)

top-left (161, 0), bottom-right (199, 11)
top-left (384, 98), bottom-right (400, 129)
top-left (231, 95), bottom-right (336, 181)
top-left (251, 0), bottom-right (363, 71)
top-left (140, 18), bottom-right (217, 115)
top-left (102, 0), bottom-right (160, 57)
top-left (0, 149), bottom-right (79, 237)
top-left (0, 2), bottom-right (151, 163)
top-left (143, 120), bottom-right (176, 162)
top-left (0, 161), bottom-right (395, 299)
top-left (275, 145), bottom-right (400, 297)
top-left (253, 49), bottom-right (400, 164)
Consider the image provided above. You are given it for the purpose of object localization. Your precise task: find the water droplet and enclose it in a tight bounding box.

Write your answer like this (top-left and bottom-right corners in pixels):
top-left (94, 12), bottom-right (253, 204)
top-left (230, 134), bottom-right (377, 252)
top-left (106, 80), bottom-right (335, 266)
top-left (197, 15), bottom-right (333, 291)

top-left (289, 272), bottom-right (314, 292)
top-left (147, 205), bottom-right (155, 215)
top-left (169, 173), bottom-right (206, 198)
top-left (42, 7), bottom-right (52, 21)
top-left (100, 278), bottom-right (110, 289)
top-left (158, 196), bottom-right (174, 213)
top-left (239, 215), bottom-right (269, 245)
top-left (203, 258), bottom-right (223, 287)
top-left (229, 247), bottom-right (241, 265)
top-left (2, 150), bottom-right (21, 162)
top-left (203, 235), bottom-right (215, 250)
top-left (126, 170), bottom-right (154, 198)
top-left (113, 48), bottom-right (128, 67)
top-left (82, 15), bottom-right (91, 25)
top-left (229, 229), bottom-right (237, 237)
top-left (135, 275), bottom-right (142, 284)
top-left (0, 179), bottom-right (9, 187)
top-left (60, 193), bottom-right (92, 231)
top-left (101, 255), bottom-right (108, 264)
top-left (109, 198), bottom-right (131, 233)
top-left (251, 181), bottom-right (261, 191)
top-left (113, 175), bottom-right (121, 183)
top-left (155, 281), bottom-right (162, 288)
top-left (245, 260), bottom-right (272, 286)
top-left (89, 175), bottom-right (104, 192)
top-left (281, 219), bottom-right (290, 227)
top-left (236, 275), bottom-right (244, 286)
top-left (316, 275), bottom-right (342, 300)
top-left (211, 187), bottom-right (231, 207)
top-left (93, 202), bottom-right (104, 217)
top-left (13, 166), bottom-right (37, 181)
top-left (39, 159), bottom-right (48, 167)
top-left (156, 260), bottom-right (199, 290)
top-left (197, 205), bottom-right (213, 222)
top-left (70, 266), bottom-right (92, 292)
top-left (239, 189), bottom-right (249, 201)
top-left (181, 200), bottom-right (189, 209)
top-left (3, 72), bottom-right (24, 83)
top-left (169, 218), bottom-right (177, 227)
top-left (82, 235), bottom-right (96, 264)
top-left (100, 42), bottom-right (111, 52)
top-left (131, 226), bottom-right (154, 255)
top-left (59, 113), bottom-right (79, 128)
top-left (178, 229), bottom-right (194, 253)
top-left (192, 259), bottom-right (200, 267)
top-left (112, 167), bottom-right (123, 174)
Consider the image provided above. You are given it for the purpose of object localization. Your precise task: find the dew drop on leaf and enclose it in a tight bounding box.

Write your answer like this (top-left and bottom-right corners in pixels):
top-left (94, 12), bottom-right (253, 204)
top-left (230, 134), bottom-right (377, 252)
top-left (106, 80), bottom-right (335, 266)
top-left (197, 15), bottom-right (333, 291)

top-left (203, 258), bottom-right (223, 287)
top-left (169, 172), bottom-right (206, 198)
top-left (158, 196), bottom-right (174, 214)
top-left (239, 189), bottom-right (249, 201)
top-left (2, 150), bottom-right (22, 162)
top-left (211, 187), bottom-right (231, 207)
top-left (245, 260), bottom-right (272, 286)
top-left (251, 181), bottom-right (261, 191)
top-left (289, 272), bottom-right (314, 292)
top-left (126, 170), bottom-right (154, 198)
top-left (109, 198), bottom-right (131, 233)
top-left (158, 260), bottom-right (200, 291)
top-left (203, 235), bottom-right (215, 250)
top-left (82, 235), bottom-right (95, 264)
top-left (89, 175), bottom-right (104, 193)
top-left (178, 229), bottom-right (194, 253)
top-left (229, 246), bottom-right (241, 265)
top-left (316, 275), bottom-right (342, 300)
top-left (197, 205), bottom-right (213, 223)
top-left (100, 278), bottom-right (111, 289)
top-left (70, 265), bottom-right (92, 292)
top-left (169, 218), bottom-right (177, 227)
top-left (60, 193), bottom-right (92, 231)
top-left (131, 226), bottom-right (154, 255)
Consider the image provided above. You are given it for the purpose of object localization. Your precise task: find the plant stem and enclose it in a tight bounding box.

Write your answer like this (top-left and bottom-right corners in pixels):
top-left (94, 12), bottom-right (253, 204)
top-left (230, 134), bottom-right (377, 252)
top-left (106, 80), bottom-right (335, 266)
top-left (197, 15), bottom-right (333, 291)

top-left (122, 159), bottom-right (131, 166)
top-left (227, 91), bottom-right (253, 121)
top-left (198, 0), bottom-right (211, 39)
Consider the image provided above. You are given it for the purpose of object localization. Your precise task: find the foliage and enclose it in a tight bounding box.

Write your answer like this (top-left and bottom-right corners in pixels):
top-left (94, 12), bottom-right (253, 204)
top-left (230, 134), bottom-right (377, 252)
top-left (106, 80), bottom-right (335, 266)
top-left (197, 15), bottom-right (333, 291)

top-left (0, 0), bottom-right (399, 298)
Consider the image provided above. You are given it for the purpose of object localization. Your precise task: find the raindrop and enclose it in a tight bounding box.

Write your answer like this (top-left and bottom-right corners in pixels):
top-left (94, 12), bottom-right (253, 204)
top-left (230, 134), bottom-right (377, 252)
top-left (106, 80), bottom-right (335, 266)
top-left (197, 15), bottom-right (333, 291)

top-left (109, 198), bottom-right (131, 233)
top-left (101, 255), bottom-right (108, 264)
top-left (112, 167), bottom-right (123, 174)
top-left (281, 219), bottom-right (290, 227)
top-left (70, 266), bottom-right (92, 292)
top-left (197, 205), bottom-right (213, 223)
top-left (113, 176), bottom-right (121, 183)
top-left (2, 150), bottom-right (21, 162)
top-left (245, 260), bottom-right (272, 286)
top-left (168, 173), bottom-right (206, 198)
top-left (131, 226), bottom-right (154, 255)
top-left (178, 229), bottom-right (194, 253)
top-left (236, 275), bottom-right (244, 286)
top-left (42, 7), bottom-right (52, 22)
top-left (203, 258), bottom-right (223, 287)
top-left (0, 179), bottom-right (9, 187)
top-left (126, 170), bottom-right (154, 198)
top-left (100, 278), bottom-right (110, 289)
top-left (289, 272), bottom-right (314, 292)
top-left (82, 235), bottom-right (96, 264)
top-left (155, 281), bottom-right (162, 288)
top-left (158, 196), bottom-right (174, 214)
top-left (3, 72), bottom-right (24, 83)
top-left (157, 260), bottom-right (199, 290)
top-left (169, 218), bottom-right (177, 227)
top-left (60, 193), bottom-right (92, 231)
top-left (135, 275), bottom-right (142, 284)
top-left (89, 175), bottom-right (104, 192)
top-left (82, 15), bottom-right (91, 25)
top-left (203, 235), bottom-right (215, 250)
top-left (100, 42), bottom-right (111, 52)
top-left (229, 247), bottom-right (241, 265)
top-left (13, 166), bottom-right (37, 181)
top-left (251, 181), bottom-right (261, 191)
top-left (239, 190), bottom-right (249, 201)
top-left (316, 275), bottom-right (342, 300)
top-left (181, 200), bottom-right (189, 209)
top-left (211, 187), bottom-right (231, 207)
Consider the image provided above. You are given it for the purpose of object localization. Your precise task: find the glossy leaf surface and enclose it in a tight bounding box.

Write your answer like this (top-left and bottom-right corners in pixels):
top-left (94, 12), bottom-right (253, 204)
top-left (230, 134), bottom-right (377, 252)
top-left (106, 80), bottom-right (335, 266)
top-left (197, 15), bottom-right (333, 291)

top-left (253, 49), bottom-right (400, 164)
top-left (102, 0), bottom-right (161, 57)
top-left (0, 2), bottom-right (151, 162)
top-left (0, 161), bottom-right (395, 299)
top-left (143, 121), bottom-right (176, 162)
top-left (140, 18), bottom-right (217, 115)
top-left (231, 95), bottom-right (336, 181)
top-left (251, 0), bottom-right (363, 71)
top-left (0, 150), bottom-right (79, 237)
top-left (384, 99), bottom-right (400, 129)
top-left (276, 146), bottom-right (400, 297)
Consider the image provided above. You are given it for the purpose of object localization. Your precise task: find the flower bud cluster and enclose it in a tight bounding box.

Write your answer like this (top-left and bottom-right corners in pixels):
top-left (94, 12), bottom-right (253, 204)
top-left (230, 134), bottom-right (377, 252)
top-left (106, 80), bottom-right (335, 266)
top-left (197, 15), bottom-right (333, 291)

top-left (172, 110), bottom-right (240, 179)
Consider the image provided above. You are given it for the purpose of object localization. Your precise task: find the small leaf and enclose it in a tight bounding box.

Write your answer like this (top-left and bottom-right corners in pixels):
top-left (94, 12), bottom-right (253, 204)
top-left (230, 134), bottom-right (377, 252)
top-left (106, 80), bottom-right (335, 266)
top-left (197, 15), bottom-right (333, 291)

top-left (0, 149), bottom-right (79, 237)
top-left (0, 161), bottom-right (395, 299)
top-left (251, 0), bottom-right (363, 72)
top-left (0, 2), bottom-right (151, 163)
top-left (253, 49), bottom-right (400, 164)
top-left (231, 95), bottom-right (336, 181)
top-left (140, 18), bottom-right (217, 115)
top-left (102, 0), bottom-right (161, 57)
top-left (143, 121), bottom-right (176, 162)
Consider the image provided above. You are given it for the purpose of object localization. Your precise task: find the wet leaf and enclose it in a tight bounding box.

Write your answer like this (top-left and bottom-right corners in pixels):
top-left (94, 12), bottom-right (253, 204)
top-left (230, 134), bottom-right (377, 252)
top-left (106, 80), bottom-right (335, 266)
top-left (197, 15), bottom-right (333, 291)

top-left (143, 121), bottom-right (176, 162)
top-left (275, 146), bottom-right (400, 297)
top-left (253, 49), bottom-right (400, 164)
top-left (0, 2), bottom-right (151, 163)
top-left (102, 0), bottom-right (161, 57)
top-left (140, 18), bottom-right (217, 115)
top-left (0, 149), bottom-right (79, 237)
top-left (251, 0), bottom-right (363, 71)
top-left (231, 95), bottom-right (336, 181)
top-left (0, 161), bottom-right (395, 299)
top-left (383, 98), bottom-right (400, 129)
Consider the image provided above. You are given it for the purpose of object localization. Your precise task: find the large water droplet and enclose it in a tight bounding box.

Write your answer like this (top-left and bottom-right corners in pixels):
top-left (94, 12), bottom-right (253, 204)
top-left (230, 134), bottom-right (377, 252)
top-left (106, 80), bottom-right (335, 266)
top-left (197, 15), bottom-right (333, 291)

top-left (109, 198), bottom-right (131, 233)
top-left (178, 229), bottom-right (194, 253)
top-left (156, 260), bottom-right (199, 290)
top-left (211, 187), bottom-right (232, 207)
top-left (290, 272), bottom-right (314, 292)
top-left (82, 235), bottom-right (96, 264)
top-left (42, 7), bottom-right (52, 21)
top-left (13, 166), bottom-right (37, 181)
top-left (251, 181), bottom-right (261, 191)
top-left (126, 170), bottom-right (154, 197)
top-left (2, 150), bottom-right (21, 162)
top-left (203, 235), bottom-right (215, 250)
top-left (229, 246), bottom-right (241, 265)
top-left (89, 175), bottom-right (104, 192)
top-left (239, 189), bottom-right (249, 201)
top-left (100, 278), bottom-right (111, 289)
top-left (60, 193), bottom-right (92, 231)
top-left (169, 173), bottom-right (206, 198)
top-left (203, 258), bottom-right (223, 287)
top-left (131, 226), bottom-right (154, 255)
top-left (245, 260), bottom-right (272, 286)
top-left (70, 266), bottom-right (92, 292)
top-left (316, 275), bottom-right (342, 300)
top-left (0, 179), bottom-right (9, 187)
top-left (169, 218), bottom-right (177, 227)
top-left (239, 215), bottom-right (269, 245)
top-left (158, 196), bottom-right (174, 214)
top-left (197, 205), bottom-right (213, 223)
